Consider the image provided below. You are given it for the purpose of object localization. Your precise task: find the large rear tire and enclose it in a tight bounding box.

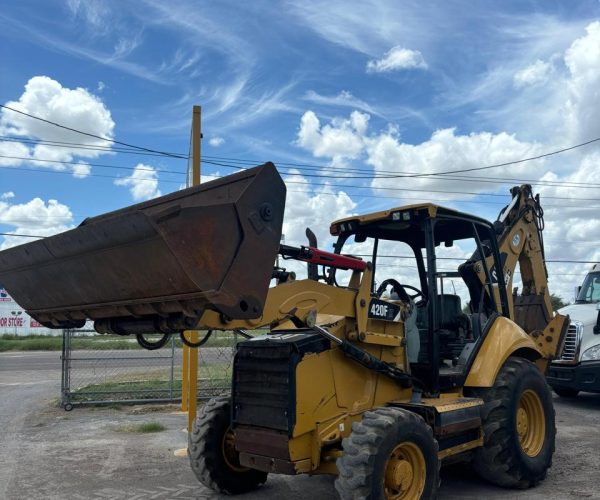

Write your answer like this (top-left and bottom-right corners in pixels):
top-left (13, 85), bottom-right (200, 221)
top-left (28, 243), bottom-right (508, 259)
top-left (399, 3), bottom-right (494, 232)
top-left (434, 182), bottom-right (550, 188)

top-left (467, 357), bottom-right (555, 488)
top-left (335, 407), bottom-right (439, 499)
top-left (188, 395), bottom-right (268, 495)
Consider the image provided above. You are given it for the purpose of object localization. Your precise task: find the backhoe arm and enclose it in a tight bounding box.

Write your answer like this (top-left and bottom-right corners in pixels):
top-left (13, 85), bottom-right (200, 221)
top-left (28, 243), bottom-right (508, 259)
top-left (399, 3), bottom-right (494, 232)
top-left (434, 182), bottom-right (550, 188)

top-left (469, 185), bottom-right (568, 362)
top-left (495, 185), bottom-right (552, 329)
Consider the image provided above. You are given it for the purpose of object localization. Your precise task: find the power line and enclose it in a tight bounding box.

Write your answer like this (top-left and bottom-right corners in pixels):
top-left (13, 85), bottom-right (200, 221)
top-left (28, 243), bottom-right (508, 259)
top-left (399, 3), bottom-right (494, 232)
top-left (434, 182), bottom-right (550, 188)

top-left (0, 155), bottom-right (186, 175)
top-left (23, 143), bottom-right (600, 190)
top-left (203, 158), bottom-right (600, 201)
top-left (0, 104), bottom-right (187, 160)
top-left (412, 136), bottom-right (600, 177)
top-left (4, 135), bottom-right (599, 189)
top-left (0, 164), bottom-right (180, 184)
top-left (2, 160), bottom-right (600, 209)
top-left (0, 232), bottom-right (45, 238)
top-left (0, 136), bottom-right (189, 159)
top-left (2, 152), bottom-right (598, 204)
top-left (201, 154), bottom-right (600, 188)
top-left (3, 103), bottom-right (600, 178)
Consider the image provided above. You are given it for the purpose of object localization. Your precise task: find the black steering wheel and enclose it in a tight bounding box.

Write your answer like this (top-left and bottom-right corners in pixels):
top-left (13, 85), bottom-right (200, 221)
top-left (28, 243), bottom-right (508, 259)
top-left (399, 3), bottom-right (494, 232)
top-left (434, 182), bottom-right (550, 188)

top-left (376, 278), bottom-right (424, 303)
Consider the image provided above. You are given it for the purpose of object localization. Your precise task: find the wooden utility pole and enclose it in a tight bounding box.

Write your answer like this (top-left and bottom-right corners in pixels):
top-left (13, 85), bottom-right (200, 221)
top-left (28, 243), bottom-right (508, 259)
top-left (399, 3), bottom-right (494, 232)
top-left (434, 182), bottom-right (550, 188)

top-left (182, 105), bottom-right (202, 432)
top-left (192, 105), bottom-right (201, 186)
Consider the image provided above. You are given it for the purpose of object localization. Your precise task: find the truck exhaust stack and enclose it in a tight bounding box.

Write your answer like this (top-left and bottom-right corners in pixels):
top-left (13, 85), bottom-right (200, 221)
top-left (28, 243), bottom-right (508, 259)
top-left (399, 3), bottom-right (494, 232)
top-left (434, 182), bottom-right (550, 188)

top-left (0, 163), bottom-right (285, 334)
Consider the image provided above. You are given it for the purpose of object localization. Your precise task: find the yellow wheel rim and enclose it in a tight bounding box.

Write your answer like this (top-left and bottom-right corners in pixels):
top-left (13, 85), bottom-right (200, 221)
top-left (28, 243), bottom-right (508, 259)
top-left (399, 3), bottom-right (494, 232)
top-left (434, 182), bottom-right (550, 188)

top-left (221, 428), bottom-right (248, 472)
top-left (517, 389), bottom-right (545, 457)
top-left (384, 441), bottom-right (426, 499)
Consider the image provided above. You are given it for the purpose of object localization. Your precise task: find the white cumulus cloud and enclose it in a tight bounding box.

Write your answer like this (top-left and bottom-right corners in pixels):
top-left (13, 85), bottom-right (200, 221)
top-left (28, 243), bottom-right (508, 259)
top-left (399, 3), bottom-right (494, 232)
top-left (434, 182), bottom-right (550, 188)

top-left (209, 136), bottom-right (225, 147)
top-left (0, 75), bottom-right (115, 178)
top-left (0, 197), bottom-right (74, 250)
top-left (295, 109), bottom-right (542, 196)
top-left (278, 170), bottom-right (357, 279)
top-left (529, 153), bottom-right (600, 301)
top-left (513, 59), bottom-right (552, 88)
top-left (564, 21), bottom-right (600, 145)
top-left (366, 127), bottom-right (543, 195)
top-left (114, 163), bottom-right (162, 201)
top-left (0, 140), bottom-right (30, 166)
top-left (296, 110), bottom-right (369, 166)
top-left (72, 163), bottom-right (91, 178)
top-left (366, 46), bottom-right (428, 73)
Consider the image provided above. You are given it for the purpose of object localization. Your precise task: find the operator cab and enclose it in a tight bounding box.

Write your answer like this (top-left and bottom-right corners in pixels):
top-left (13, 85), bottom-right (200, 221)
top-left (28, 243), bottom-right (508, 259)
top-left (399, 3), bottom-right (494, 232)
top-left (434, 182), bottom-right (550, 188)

top-left (329, 203), bottom-right (510, 394)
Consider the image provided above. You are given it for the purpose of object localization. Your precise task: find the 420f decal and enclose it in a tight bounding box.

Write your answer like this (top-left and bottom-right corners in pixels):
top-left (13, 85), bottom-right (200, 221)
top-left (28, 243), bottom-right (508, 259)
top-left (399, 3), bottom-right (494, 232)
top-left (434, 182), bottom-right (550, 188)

top-left (367, 298), bottom-right (401, 322)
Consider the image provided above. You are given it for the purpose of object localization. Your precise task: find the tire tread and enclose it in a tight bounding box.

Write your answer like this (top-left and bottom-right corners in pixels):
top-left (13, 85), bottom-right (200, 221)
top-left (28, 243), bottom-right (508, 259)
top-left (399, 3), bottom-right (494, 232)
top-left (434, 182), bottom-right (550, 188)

top-left (468, 357), bottom-right (556, 489)
top-left (335, 407), bottom-right (439, 500)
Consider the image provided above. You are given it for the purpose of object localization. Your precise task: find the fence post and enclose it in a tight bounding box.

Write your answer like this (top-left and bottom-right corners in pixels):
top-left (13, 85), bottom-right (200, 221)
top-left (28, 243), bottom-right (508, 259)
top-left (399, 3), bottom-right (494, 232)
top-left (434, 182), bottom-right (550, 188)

top-left (169, 336), bottom-right (175, 400)
top-left (60, 329), bottom-right (66, 407)
top-left (61, 329), bottom-right (73, 410)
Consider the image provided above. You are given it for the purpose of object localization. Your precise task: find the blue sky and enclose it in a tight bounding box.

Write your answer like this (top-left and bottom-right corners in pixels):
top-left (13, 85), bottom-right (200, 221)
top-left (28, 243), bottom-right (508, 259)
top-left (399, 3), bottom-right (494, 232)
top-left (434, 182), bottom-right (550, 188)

top-left (1, 0), bottom-right (600, 299)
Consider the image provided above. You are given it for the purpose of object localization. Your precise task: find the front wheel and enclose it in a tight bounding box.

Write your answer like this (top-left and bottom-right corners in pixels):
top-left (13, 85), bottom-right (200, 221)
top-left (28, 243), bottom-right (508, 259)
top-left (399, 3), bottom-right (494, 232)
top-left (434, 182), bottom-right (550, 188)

top-left (188, 396), bottom-right (267, 495)
top-left (467, 357), bottom-right (555, 489)
top-left (335, 407), bottom-right (439, 499)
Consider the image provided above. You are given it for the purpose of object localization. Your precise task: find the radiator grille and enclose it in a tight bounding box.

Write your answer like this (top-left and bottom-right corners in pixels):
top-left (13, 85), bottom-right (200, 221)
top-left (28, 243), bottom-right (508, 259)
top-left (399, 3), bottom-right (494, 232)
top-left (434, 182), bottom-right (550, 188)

top-left (233, 343), bottom-right (292, 433)
top-left (232, 331), bottom-right (330, 436)
top-left (560, 322), bottom-right (582, 362)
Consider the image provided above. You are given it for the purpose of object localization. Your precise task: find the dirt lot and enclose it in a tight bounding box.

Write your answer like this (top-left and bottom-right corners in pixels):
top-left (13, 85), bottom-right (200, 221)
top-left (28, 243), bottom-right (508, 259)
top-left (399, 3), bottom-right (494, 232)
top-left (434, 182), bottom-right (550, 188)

top-left (1, 351), bottom-right (600, 499)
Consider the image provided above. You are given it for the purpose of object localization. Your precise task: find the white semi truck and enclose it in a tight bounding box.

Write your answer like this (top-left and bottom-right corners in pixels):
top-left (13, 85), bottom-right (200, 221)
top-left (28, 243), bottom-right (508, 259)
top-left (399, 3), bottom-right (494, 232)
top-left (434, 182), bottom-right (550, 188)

top-left (547, 264), bottom-right (600, 397)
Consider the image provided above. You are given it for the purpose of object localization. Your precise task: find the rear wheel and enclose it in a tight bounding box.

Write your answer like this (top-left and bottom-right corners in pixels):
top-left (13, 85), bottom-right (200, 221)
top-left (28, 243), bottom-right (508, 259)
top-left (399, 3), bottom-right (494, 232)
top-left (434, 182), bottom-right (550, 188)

top-left (188, 396), bottom-right (267, 494)
top-left (335, 407), bottom-right (439, 499)
top-left (551, 386), bottom-right (579, 398)
top-left (467, 357), bottom-right (555, 488)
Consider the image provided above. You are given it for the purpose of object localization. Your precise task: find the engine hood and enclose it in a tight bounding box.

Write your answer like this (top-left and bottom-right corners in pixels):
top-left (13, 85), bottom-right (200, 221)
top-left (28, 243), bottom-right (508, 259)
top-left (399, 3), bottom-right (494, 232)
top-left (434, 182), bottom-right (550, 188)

top-left (559, 303), bottom-right (598, 326)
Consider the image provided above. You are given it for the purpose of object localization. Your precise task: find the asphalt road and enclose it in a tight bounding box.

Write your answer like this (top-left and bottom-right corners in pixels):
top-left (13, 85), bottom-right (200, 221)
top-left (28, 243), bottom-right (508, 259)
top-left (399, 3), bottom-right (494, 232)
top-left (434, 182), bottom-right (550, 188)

top-left (0, 351), bottom-right (63, 372)
top-left (0, 351), bottom-right (62, 499)
top-left (0, 348), bottom-right (232, 369)
top-left (1, 351), bottom-right (599, 499)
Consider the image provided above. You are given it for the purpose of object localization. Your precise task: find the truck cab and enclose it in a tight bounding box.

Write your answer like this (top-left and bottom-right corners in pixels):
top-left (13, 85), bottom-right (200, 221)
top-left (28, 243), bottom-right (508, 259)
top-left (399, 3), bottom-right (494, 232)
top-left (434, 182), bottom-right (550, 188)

top-left (547, 263), bottom-right (600, 397)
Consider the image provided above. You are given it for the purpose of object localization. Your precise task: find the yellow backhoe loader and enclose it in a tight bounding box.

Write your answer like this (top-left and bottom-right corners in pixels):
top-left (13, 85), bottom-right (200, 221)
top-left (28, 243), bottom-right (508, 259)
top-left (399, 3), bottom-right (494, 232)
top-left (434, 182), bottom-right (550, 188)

top-left (0, 163), bottom-right (568, 499)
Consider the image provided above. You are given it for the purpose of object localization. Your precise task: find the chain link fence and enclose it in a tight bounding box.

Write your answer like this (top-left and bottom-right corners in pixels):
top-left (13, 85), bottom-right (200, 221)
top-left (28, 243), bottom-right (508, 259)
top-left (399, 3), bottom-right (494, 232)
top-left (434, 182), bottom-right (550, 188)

top-left (60, 329), bottom-right (241, 409)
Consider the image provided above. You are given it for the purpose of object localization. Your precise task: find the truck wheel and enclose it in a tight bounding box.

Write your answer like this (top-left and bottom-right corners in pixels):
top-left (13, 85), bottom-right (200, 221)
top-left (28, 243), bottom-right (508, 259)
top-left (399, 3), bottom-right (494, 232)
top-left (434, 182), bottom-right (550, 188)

top-left (551, 386), bottom-right (579, 398)
top-left (468, 357), bottom-right (555, 488)
top-left (335, 407), bottom-right (439, 499)
top-left (188, 395), bottom-right (267, 494)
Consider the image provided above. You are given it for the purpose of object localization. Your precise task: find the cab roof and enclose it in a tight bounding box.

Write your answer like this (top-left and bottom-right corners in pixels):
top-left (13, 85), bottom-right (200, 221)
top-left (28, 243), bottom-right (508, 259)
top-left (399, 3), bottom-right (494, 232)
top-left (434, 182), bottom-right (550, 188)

top-left (330, 203), bottom-right (494, 248)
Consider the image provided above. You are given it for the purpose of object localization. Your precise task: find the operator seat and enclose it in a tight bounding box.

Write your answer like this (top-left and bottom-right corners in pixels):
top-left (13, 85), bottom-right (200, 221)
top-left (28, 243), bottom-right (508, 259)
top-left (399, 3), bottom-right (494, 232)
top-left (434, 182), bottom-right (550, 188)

top-left (438, 294), bottom-right (470, 332)
top-left (414, 294), bottom-right (471, 363)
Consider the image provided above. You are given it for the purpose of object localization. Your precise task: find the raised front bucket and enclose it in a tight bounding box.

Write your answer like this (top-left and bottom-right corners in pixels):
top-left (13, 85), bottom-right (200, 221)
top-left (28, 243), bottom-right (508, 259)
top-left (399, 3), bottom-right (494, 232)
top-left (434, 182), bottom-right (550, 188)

top-left (0, 163), bottom-right (285, 333)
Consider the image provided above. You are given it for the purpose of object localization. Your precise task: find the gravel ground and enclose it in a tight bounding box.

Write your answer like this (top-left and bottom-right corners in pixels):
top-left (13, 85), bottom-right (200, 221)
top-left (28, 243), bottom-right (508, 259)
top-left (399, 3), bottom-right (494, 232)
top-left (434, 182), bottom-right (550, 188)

top-left (1, 351), bottom-right (599, 499)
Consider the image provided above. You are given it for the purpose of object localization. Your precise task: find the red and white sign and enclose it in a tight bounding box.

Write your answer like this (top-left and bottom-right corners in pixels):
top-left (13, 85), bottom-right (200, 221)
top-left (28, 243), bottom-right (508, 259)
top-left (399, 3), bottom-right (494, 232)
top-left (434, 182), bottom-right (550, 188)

top-left (0, 290), bottom-right (58, 335)
top-left (0, 314), bottom-right (25, 328)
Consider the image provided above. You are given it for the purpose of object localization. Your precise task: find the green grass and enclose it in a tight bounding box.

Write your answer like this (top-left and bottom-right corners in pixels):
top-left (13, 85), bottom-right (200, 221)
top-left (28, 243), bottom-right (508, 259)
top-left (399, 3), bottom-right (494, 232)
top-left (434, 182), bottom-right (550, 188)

top-left (0, 337), bottom-right (61, 351)
top-left (0, 331), bottom-right (257, 352)
top-left (133, 422), bottom-right (167, 433)
top-left (117, 421), bottom-right (167, 433)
